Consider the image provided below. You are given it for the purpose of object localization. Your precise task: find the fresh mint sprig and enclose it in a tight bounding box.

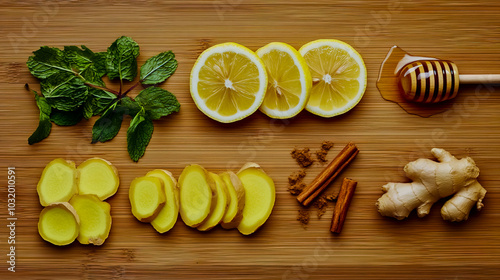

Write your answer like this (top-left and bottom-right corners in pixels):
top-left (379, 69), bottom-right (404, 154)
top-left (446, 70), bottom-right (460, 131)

top-left (26, 36), bottom-right (180, 162)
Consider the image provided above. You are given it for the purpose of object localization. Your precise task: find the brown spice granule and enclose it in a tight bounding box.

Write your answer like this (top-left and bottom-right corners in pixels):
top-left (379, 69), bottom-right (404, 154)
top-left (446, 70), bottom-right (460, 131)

top-left (288, 169), bottom-right (307, 185)
top-left (325, 192), bottom-right (338, 202)
top-left (313, 194), bottom-right (329, 218)
top-left (316, 150), bottom-right (328, 163)
top-left (288, 182), bottom-right (306, 195)
top-left (316, 141), bottom-right (334, 163)
top-left (297, 210), bottom-right (310, 227)
top-left (291, 148), bottom-right (314, 168)
top-left (287, 169), bottom-right (307, 195)
top-left (321, 140), bottom-right (334, 151)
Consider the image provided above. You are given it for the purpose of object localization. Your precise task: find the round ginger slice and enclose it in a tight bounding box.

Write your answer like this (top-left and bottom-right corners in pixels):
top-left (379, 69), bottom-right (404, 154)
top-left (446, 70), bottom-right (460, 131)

top-left (198, 173), bottom-right (229, 231)
top-left (129, 176), bottom-right (166, 223)
top-left (70, 195), bottom-right (112, 246)
top-left (179, 164), bottom-right (216, 227)
top-left (220, 171), bottom-right (245, 229)
top-left (38, 202), bottom-right (80, 246)
top-left (146, 169), bottom-right (179, 233)
top-left (77, 158), bottom-right (120, 200)
top-left (237, 163), bottom-right (276, 235)
top-left (37, 158), bottom-right (78, 206)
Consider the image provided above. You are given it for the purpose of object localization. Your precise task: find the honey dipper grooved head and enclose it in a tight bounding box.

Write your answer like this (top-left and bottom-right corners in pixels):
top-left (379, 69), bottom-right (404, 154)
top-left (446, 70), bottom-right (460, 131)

top-left (398, 60), bottom-right (460, 103)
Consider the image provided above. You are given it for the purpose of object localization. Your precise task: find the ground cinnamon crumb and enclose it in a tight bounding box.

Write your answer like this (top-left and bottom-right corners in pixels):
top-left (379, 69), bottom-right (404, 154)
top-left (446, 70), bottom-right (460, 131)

top-left (321, 140), bottom-right (334, 151)
top-left (288, 169), bottom-right (307, 185)
top-left (316, 150), bottom-right (328, 162)
top-left (313, 194), bottom-right (330, 218)
top-left (297, 209), bottom-right (310, 227)
top-left (288, 182), bottom-right (306, 195)
top-left (291, 148), bottom-right (314, 168)
top-left (325, 192), bottom-right (338, 201)
top-left (316, 141), bottom-right (334, 163)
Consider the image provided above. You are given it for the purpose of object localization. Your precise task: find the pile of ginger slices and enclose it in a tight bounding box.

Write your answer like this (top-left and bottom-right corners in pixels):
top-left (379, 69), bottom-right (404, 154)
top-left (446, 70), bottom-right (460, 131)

top-left (37, 158), bottom-right (118, 246)
top-left (129, 162), bottom-right (276, 235)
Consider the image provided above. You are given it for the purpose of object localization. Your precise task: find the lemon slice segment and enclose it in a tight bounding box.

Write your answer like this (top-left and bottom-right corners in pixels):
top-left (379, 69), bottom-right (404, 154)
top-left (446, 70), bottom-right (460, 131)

top-left (299, 39), bottom-right (367, 117)
top-left (190, 42), bottom-right (268, 123)
top-left (256, 42), bottom-right (311, 119)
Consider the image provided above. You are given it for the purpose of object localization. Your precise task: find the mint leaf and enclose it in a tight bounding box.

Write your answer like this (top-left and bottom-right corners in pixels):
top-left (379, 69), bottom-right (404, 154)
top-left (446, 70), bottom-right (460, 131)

top-left (127, 109), bottom-right (153, 162)
top-left (51, 108), bottom-right (83, 126)
top-left (41, 73), bottom-right (88, 111)
top-left (92, 51), bottom-right (107, 77)
top-left (27, 46), bottom-right (73, 79)
top-left (91, 102), bottom-right (124, 143)
top-left (80, 66), bottom-right (105, 86)
top-left (83, 87), bottom-right (118, 119)
top-left (28, 93), bottom-right (52, 144)
top-left (120, 96), bottom-right (141, 116)
top-left (140, 51), bottom-right (178, 85)
top-left (106, 36), bottom-right (139, 82)
top-left (65, 45), bottom-right (107, 79)
top-left (64, 45), bottom-right (94, 72)
top-left (135, 87), bottom-right (180, 120)
top-left (52, 110), bottom-right (83, 126)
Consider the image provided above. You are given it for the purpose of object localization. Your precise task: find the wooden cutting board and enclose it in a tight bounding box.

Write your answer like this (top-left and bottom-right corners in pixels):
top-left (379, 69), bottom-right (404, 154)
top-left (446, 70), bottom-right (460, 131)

top-left (1, 0), bottom-right (499, 279)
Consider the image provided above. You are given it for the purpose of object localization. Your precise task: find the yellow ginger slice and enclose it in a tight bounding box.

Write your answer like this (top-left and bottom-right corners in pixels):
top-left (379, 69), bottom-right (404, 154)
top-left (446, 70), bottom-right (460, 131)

top-left (198, 173), bottom-right (229, 231)
top-left (77, 158), bottom-right (119, 200)
top-left (70, 195), bottom-right (111, 245)
top-left (220, 171), bottom-right (245, 229)
top-left (37, 158), bottom-right (78, 206)
top-left (146, 170), bottom-right (179, 233)
top-left (377, 148), bottom-right (487, 222)
top-left (129, 176), bottom-right (166, 222)
top-left (38, 202), bottom-right (80, 246)
top-left (179, 164), bottom-right (216, 227)
top-left (237, 163), bottom-right (276, 235)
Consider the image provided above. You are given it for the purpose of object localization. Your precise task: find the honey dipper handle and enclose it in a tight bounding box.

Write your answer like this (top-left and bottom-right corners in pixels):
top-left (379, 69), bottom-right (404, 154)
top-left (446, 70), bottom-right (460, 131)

top-left (459, 74), bottom-right (500, 85)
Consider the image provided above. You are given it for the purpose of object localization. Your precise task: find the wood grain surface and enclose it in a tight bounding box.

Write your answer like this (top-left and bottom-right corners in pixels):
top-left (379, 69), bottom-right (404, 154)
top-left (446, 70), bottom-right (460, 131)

top-left (1, 0), bottom-right (500, 279)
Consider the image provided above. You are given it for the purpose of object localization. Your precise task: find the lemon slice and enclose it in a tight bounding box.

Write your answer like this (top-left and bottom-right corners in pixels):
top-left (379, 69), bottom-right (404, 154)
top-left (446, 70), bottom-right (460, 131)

top-left (256, 42), bottom-right (311, 119)
top-left (299, 39), bottom-right (367, 117)
top-left (190, 43), bottom-right (268, 123)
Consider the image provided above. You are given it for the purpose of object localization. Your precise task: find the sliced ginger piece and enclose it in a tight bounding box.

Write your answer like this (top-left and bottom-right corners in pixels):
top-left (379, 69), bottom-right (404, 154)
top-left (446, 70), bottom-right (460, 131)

top-left (129, 176), bottom-right (166, 222)
top-left (146, 169), bottom-right (179, 233)
top-left (38, 202), bottom-right (80, 246)
top-left (77, 158), bottom-right (119, 200)
top-left (237, 163), bottom-right (276, 235)
top-left (70, 195), bottom-right (111, 245)
top-left (179, 164), bottom-right (216, 227)
top-left (37, 158), bottom-right (78, 206)
top-left (220, 171), bottom-right (245, 229)
top-left (198, 173), bottom-right (229, 231)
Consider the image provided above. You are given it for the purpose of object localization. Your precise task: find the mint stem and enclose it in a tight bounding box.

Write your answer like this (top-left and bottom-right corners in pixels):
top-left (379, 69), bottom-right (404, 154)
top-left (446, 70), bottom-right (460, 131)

top-left (121, 81), bottom-right (140, 97)
top-left (84, 82), bottom-right (120, 96)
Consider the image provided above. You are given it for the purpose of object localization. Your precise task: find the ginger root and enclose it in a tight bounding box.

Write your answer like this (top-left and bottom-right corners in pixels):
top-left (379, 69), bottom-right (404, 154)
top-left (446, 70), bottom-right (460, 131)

top-left (70, 195), bottom-right (112, 246)
top-left (198, 173), bottom-right (229, 231)
top-left (219, 171), bottom-right (245, 229)
top-left (129, 176), bottom-right (166, 222)
top-left (146, 169), bottom-right (179, 234)
top-left (37, 158), bottom-right (78, 206)
top-left (38, 202), bottom-right (80, 246)
top-left (77, 158), bottom-right (119, 200)
top-left (179, 164), bottom-right (216, 227)
top-left (237, 163), bottom-right (275, 235)
top-left (376, 148), bottom-right (487, 222)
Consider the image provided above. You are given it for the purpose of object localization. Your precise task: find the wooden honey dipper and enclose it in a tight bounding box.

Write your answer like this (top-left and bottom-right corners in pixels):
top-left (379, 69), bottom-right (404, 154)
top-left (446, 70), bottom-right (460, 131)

top-left (398, 60), bottom-right (500, 103)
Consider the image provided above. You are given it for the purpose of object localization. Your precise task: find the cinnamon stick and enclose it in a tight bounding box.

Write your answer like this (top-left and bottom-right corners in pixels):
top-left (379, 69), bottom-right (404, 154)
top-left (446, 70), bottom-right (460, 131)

top-left (331, 178), bottom-right (357, 234)
top-left (297, 142), bottom-right (359, 207)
